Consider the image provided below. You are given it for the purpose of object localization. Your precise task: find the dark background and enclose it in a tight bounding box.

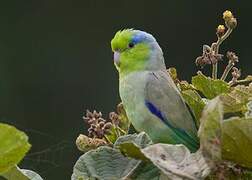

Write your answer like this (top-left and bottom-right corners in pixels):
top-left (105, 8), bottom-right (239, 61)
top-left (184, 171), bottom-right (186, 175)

top-left (0, 1), bottom-right (251, 179)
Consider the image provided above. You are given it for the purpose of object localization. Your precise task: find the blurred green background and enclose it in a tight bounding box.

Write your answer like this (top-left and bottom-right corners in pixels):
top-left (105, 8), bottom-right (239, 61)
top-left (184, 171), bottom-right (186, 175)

top-left (0, 0), bottom-right (251, 179)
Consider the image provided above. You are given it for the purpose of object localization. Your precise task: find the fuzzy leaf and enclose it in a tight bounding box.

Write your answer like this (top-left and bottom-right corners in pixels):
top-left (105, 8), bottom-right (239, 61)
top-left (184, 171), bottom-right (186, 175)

top-left (116, 143), bottom-right (148, 161)
top-left (198, 97), bottom-right (222, 162)
top-left (192, 72), bottom-right (230, 99)
top-left (141, 144), bottom-right (211, 180)
top-left (182, 89), bottom-right (205, 125)
top-left (114, 132), bottom-right (152, 160)
top-left (21, 169), bottom-right (43, 180)
top-left (128, 162), bottom-right (169, 180)
top-left (114, 132), bottom-right (152, 148)
top-left (220, 84), bottom-right (252, 114)
top-left (222, 117), bottom-right (252, 168)
top-left (71, 146), bottom-right (140, 180)
top-left (0, 123), bottom-right (31, 174)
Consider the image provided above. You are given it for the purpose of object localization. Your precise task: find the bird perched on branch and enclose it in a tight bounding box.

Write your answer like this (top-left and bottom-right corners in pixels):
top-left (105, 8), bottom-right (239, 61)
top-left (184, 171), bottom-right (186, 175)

top-left (111, 29), bottom-right (199, 151)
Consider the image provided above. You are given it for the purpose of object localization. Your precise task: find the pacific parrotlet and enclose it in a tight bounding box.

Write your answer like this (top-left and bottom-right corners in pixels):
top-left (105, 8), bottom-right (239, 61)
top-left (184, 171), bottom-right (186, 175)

top-left (111, 29), bottom-right (199, 151)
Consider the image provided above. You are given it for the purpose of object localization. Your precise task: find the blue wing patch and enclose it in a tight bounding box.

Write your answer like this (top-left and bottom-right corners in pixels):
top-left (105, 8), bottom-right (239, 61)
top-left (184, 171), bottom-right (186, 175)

top-left (145, 100), bottom-right (199, 150)
top-left (145, 101), bottom-right (164, 121)
top-left (145, 100), bottom-right (172, 128)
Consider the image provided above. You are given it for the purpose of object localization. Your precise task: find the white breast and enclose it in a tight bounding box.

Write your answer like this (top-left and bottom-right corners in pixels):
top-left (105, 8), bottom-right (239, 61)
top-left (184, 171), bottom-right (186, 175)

top-left (119, 71), bottom-right (150, 130)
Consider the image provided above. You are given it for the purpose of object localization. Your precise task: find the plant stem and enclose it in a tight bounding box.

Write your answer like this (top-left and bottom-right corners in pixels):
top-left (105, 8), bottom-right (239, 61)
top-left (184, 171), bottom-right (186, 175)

top-left (117, 126), bottom-right (126, 135)
top-left (212, 28), bottom-right (233, 79)
top-left (112, 124), bottom-right (122, 138)
top-left (221, 61), bottom-right (234, 80)
top-left (212, 63), bottom-right (218, 79)
top-left (104, 135), bottom-right (113, 144)
top-left (216, 28), bottom-right (233, 53)
top-left (229, 79), bottom-right (252, 86)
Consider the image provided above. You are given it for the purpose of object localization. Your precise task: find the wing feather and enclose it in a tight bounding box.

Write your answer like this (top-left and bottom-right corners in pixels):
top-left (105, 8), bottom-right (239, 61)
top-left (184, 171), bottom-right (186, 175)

top-left (144, 70), bottom-right (199, 146)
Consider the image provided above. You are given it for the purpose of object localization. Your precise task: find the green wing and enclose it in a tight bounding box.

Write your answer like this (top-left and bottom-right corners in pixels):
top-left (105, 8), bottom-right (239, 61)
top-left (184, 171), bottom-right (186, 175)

top-left (144, 70), bottom-right (199, 150)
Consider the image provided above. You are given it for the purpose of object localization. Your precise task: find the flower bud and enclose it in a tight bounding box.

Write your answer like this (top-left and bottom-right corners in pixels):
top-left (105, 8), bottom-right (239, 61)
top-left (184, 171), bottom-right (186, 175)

top-left (76, 134), bottom-right (107, 152)
top-left (216, 25), bottom-right (225, 37)
top-left (223, 10), bottom-right (233, 22)
top-left (226, 17), bottom-right (237, 29)
top-left (75, 134), bottom-right (90, 152)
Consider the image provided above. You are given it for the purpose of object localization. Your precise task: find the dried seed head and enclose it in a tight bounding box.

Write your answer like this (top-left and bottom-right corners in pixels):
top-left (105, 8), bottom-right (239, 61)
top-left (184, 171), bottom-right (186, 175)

top-left (231, 67), bottom-right (241, 80)
top-left (83, 110), bottom-right (103, 125)
top-left (91, 124), bottom-right (96, 128)
top-left (109, 112), bottom-right (120, 126)
top-left (210, 54), bottom-right (224, 64)
top-left (195, 45), bottom-right (223, 67)
top-left (195, 56), bottom-right (211, 68)
top-left (104, 122), bottom-right (113, 130)
top-left (229, 67), bottom-right (241, 86)
top-left (99, 121), bottom-right (105, 127)
top-left (83, 109), bottom-right (113, 138)
top-left (226, 51), bottom-right (239, 64)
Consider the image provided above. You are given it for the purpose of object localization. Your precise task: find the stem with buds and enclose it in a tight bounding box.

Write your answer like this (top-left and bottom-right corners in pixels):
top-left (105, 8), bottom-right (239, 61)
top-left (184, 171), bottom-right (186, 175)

top-left (212, 28), bottom-right (233, 79)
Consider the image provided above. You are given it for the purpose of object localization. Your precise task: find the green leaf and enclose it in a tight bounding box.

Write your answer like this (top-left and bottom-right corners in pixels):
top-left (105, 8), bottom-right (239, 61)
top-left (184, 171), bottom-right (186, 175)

top-left (1, 166), bottom-right (43, 180)
top-left (192, 72), bottom-right (230, 99)
top-left (117, 103), bottom-right (131, 133)
top-left (141, 144), bottom-right (211, 180)
top-left (246, 101), bottom-right (252, 118)
top-left (241, 169), bottom-right (252, 179)
top-left (114, 132), bottom-right (152, 160)
top-left (114, 132), bottom-right (152, 148)
top-left (198, 97), bottom-right (223, 162)
top-left (1, 166), bottom-right (28, 180)
top-left (220, 84), bottom-right (252, 114)
top-left (222, 117), bottom-right (252, 168)
top-left (129, 162), bottom-right (169, 180)
top-left (182, 89), bottom-right (205, 125)
top-left (0, 123), bottom-right (31, 173)
top-left (104, 126), bottom-right (118, 144)
top-left (167, 67), bottom-right (178, 81)
top-left (71, 146), bottom-right (140, 180)
top-left (117, 143), bottom-right (148, 161)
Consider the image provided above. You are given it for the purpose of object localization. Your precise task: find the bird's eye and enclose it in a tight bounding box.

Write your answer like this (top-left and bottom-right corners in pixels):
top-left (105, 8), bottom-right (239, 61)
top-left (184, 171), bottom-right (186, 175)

top-left (128, 42), bottom-right (135, 48)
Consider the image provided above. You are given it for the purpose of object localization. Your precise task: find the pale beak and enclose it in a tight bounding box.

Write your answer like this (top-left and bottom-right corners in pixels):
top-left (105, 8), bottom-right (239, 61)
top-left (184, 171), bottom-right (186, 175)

top-left (113, 51), bottom-right (120, 66)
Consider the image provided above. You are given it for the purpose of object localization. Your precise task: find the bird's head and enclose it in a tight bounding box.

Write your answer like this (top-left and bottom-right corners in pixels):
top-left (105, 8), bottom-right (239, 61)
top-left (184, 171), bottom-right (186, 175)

top-left (111, 29), bottom-right (165, 76)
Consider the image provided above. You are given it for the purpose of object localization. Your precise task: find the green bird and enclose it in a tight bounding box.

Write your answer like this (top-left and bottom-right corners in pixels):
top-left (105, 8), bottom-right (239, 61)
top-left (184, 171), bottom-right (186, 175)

top-left (111, 29), bottom-right (199, 151)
